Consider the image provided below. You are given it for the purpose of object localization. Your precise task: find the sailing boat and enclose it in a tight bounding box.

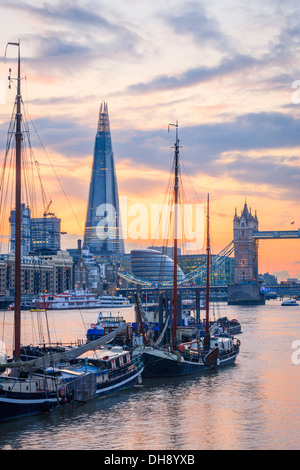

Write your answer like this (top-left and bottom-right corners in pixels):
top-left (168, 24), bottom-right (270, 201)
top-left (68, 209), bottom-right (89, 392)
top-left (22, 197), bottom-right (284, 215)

top-left (0, 42), bottom-right (143, 421)
top-left (134, 124), bottom-right (240, 377)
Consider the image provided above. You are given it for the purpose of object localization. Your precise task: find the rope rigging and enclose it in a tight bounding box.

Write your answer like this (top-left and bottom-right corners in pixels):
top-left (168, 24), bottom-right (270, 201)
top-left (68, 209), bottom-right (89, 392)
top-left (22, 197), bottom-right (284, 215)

top-left (0, 72), bottom-right (88, 351)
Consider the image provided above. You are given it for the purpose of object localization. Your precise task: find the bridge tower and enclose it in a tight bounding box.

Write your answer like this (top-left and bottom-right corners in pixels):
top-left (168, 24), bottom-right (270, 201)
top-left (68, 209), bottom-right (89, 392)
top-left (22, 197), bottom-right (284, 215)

top-left (233, 201), bottom-right (259, 283)
top-left (228, 201), bottom-right (264, 305)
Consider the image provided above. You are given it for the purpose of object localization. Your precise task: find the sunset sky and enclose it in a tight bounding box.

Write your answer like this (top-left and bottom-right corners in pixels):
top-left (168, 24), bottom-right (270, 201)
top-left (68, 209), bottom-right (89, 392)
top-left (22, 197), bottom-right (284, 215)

top-left (0, 0), bottom-right (299, 280)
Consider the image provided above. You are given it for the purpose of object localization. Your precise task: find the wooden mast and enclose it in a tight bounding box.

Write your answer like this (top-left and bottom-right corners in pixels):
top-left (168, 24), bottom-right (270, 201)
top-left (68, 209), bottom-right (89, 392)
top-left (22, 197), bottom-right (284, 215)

top-left (7, 41), bottom-right (22, 359)
top-left (169, 122), bottom-right (179, 347)
top-left (205, 193), bottom-right (210, 348)
top-left (15, 42), bottom-right (22, 359)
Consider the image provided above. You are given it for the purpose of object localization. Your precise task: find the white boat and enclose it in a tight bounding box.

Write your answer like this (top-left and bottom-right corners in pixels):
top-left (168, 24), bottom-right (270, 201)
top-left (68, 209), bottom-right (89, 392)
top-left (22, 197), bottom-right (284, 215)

top-left (32, 290), bottom-right (101, 310)
top-left (98, 295), bottom-right (131, 308)
top-left (281, 299), bottom-right (299, 306)
top-left (32, 292), bottom-right (131, 310)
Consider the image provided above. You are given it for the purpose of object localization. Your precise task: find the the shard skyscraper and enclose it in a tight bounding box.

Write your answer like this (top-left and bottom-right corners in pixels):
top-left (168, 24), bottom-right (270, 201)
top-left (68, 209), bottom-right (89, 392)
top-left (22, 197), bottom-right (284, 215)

top-left (84, 103), bottom-right (124, 259)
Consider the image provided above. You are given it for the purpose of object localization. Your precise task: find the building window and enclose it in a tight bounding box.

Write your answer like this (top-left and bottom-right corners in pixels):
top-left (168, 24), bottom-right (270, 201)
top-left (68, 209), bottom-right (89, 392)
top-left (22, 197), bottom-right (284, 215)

top-left (239, 259), bottom-right (248, 265)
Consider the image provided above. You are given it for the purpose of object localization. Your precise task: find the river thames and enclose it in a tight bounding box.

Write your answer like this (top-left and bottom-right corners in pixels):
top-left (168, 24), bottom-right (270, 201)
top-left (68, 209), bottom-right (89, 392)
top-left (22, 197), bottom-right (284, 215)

top-left (0, 299), bottom-right (299, 450)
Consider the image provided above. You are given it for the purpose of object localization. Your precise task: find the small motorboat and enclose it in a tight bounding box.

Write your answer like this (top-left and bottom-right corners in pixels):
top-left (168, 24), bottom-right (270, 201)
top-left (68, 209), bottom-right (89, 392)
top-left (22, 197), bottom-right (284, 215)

top-left (86, 312), bottom-right (127, 341)
top-left (281, 299), bottom-right (299, 306)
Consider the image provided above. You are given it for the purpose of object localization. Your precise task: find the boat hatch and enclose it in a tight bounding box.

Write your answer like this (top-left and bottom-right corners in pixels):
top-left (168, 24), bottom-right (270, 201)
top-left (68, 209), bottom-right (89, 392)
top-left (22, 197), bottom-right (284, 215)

top-left (111, 346), bottom-right (124, 353)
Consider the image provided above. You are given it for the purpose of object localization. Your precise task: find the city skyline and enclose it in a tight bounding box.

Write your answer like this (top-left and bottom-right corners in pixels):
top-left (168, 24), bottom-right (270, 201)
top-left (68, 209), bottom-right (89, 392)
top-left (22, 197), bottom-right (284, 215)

top-left (0, 1), bottom-right (299, 281)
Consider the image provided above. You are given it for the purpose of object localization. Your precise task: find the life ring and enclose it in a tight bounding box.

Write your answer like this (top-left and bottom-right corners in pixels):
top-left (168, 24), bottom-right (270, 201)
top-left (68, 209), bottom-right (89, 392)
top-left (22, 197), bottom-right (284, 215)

top-left (103, 356), bottom-right (109, 361)
top-left (102, 323), bottom-right (106, 328)
top-left (59, 386), bottom-right (66, 398)
top-left (91, 324), bottom-right (96, 329)
top-left (236, 339), bottom-right (241, 347)
top-left (179, 344), bottom-right (186, 353)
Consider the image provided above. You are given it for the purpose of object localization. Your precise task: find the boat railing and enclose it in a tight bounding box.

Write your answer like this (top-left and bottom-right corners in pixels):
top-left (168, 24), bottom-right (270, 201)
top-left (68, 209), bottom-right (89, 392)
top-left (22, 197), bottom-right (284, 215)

top-left (99, 317), bottom-right (125, 323)
top-left (35, 340), bottom-right (85, 349)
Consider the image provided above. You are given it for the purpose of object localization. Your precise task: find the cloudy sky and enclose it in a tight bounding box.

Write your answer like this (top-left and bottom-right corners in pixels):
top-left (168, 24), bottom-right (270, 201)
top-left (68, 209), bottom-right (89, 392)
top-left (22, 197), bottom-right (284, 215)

top-left (0, 0), bottom-right (299, 280)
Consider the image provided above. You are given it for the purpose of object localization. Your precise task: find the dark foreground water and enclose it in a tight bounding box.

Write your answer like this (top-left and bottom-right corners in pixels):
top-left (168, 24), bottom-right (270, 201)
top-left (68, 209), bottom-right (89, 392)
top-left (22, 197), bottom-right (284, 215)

top-left (0, 300), bottom-right (299, 450)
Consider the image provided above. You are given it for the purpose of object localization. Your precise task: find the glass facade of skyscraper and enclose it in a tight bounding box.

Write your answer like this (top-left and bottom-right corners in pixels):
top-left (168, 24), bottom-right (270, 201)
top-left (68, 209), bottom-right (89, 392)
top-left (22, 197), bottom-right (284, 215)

top-left (84, 102), bottom-right (124, 258)
top-left (178, 254), bottom-right (235, 286)
top-left (9, 203), bottom-right (31, 256)
top-left (31, 217), bottom-right (61, 253)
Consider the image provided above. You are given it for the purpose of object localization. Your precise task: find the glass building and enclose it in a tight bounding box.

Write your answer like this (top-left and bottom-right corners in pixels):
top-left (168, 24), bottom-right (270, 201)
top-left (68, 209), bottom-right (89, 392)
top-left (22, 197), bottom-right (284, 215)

top-left (178, 254), bottom-right (234, 286)
top-left (131, 249), bottom-right (185, 284)
top-left (84, 102), bottom-right (124, 259)
top-left (10, 204), bottom-right (61, 256)
top-left (31, 217), bottom-right (61, 253)
top-left (9, 203), bottom-right (31, 256)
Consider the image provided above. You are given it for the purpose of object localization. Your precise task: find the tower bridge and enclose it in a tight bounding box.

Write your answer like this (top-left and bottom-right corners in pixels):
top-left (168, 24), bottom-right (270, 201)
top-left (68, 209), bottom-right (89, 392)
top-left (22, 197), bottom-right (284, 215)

top-left (228, 202), bottom-right (300, 304)
top-left (117, 284), bottom-right (300, 297)
top-left (232, 202), bottom-right (299, 284)
top-left (118, 201), bottom-right (299, 305)
top-left (252, 229), bottom-right (300, 239)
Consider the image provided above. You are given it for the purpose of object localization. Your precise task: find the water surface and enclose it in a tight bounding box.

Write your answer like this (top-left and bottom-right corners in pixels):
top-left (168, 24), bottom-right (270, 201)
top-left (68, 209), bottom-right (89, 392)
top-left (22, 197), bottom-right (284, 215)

top-left (0, 300), bottom-right (299, 450)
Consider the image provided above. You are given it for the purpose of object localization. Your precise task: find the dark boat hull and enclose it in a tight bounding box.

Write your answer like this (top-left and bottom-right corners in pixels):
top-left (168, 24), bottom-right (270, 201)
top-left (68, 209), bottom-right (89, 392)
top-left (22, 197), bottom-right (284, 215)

top-left (95, 364), bottom-right (143, 397)
top-left (0, 390), bottom-right (59, 421)
top-left (0, 363), bottom-right (144, 422)
top-left (141, 349), bottom-right (239, 378)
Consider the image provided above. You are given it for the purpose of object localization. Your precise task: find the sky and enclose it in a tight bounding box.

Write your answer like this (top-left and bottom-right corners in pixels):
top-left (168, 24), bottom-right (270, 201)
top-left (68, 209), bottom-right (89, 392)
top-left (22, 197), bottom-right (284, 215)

top-left (0, 0), bottom-right (299, 281)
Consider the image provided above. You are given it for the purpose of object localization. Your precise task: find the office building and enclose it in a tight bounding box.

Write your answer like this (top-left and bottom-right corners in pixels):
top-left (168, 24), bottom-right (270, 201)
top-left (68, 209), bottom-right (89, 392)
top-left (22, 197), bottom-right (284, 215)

top-left (9, 203), bottom-right (31, 256)
top-left (31, 216), bottom-right (61, 253)
top-left (131, 248), bottom-right (185, 284)
top-left (84, 102), bottom-right (124, 260)
top-left (178, 254), bottom-right (234, 286)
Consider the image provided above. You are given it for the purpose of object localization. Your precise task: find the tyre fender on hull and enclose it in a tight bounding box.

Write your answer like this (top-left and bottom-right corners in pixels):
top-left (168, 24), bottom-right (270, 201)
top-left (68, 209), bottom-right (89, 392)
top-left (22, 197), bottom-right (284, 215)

top-left (41, 400), bottom-right (53, 413)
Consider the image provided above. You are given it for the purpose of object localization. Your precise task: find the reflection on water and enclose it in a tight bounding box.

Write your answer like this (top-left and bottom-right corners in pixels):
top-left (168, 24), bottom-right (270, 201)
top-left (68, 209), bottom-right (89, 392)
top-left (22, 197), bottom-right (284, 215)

top-left (0, 301), bottom-right (300, 450)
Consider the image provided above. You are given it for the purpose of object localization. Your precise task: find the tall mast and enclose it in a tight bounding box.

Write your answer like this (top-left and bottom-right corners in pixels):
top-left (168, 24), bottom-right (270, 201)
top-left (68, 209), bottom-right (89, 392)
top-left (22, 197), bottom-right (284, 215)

top-left (6, 41), bottom-right (22, 359)
top-left (205, 193), bottom-right (210, 348)
top-left (168, 121), bottom-right (180, 347)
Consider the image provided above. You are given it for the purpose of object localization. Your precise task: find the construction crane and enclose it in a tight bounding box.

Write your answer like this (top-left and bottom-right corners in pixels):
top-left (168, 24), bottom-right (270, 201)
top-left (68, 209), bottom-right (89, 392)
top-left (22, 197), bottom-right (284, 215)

top-left (43, 199), bottom-right (55, 218)
top-left (34, 160), bottom-right (67, 235)
top-left (34, 160), bottom-right (55, 217)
